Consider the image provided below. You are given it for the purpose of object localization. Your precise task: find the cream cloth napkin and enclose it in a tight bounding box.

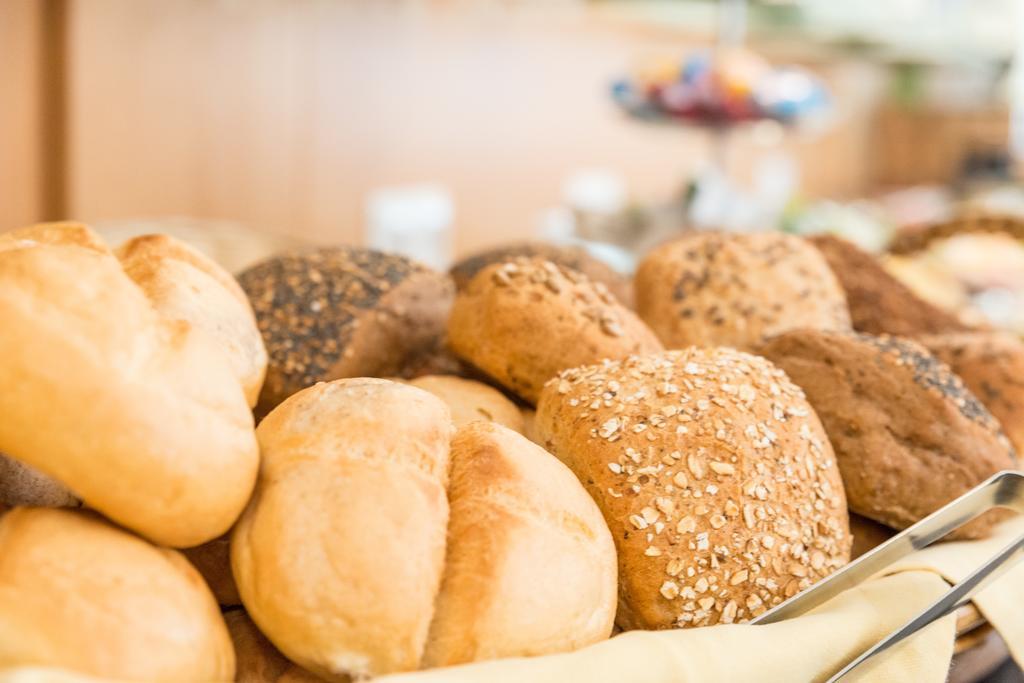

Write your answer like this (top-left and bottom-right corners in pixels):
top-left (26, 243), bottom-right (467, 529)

top-left (379, 571), bottom-right (956, 683)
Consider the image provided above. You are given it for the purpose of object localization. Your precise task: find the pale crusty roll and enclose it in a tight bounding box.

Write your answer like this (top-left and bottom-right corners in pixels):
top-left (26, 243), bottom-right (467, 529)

top-left (232, 379), bottom-right (453, 681)
top-left (117, 234), bottom-right (268, 407)
top-left (405, 375), bottom-right (525, 433)
top-left (448, 257), bottom-right (662, 405)
top-left (423, 422), bottom-right (617, 667)
top-left (635, 232), bottom-right (850, 351)
top-left (0, 508), bottom-right (234, 681)
top-left (0, 224), bottom-right (258, 547)
top-left (225, 611), bottom-right (291, 683)
top-left (536, 349), bottom-right (851, 630)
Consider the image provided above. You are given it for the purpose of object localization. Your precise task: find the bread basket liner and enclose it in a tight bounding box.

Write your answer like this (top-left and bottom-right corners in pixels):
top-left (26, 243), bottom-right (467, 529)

top-left (378, 517), bottom-right (1024, 683)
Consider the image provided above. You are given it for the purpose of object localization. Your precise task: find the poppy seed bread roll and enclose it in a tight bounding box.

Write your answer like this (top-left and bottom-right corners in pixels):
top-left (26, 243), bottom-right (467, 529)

top-left (450, 242), bottom-right (634, 308)
top-left (536, 349), bottom-right (851, 630)
top-left (232, 379), bottom-right (454, 681)
top-left (448, 257), bottom-right (662, 405)
top-left (237, 248), bottom-right (454, 415)
top-left (0, 508), bottom-right (233, 682)
top-left (757, 329), bottom-right (1016, 538)
top-left (423, 421), bottom-right (617, 667)
top-left (635, 232), bottom-right (851, 351)
top-left (117, 234), bottom-right (267, 407)
top-left (0, 224), bottom-right (258, 547)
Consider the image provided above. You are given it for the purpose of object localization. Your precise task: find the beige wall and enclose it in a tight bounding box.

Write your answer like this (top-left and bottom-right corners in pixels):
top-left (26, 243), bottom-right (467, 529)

top-left (58, 2), bottom-right (874, 254)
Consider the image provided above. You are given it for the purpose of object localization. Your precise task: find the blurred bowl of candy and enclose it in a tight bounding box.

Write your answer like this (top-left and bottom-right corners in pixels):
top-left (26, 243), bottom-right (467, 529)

top-left (612, 48), bottom-right (830, 126)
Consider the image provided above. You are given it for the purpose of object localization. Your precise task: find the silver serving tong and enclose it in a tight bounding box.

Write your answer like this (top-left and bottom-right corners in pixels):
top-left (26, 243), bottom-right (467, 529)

top-left (752, 470), bottom-right (1024, 682)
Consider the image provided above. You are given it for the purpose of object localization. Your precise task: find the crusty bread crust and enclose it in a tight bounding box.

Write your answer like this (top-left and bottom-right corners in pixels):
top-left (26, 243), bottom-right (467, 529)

top-left (536, 349), bottom-right (850, 630)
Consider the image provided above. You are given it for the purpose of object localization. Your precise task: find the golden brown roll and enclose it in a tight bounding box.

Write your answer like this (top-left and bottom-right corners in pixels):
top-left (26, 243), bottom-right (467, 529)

top-left (635, 232), bottom-right (850, 351)
top-left (536, 349), bottom-right (851, 630)
top-left (225, 611), bottom-right (290, 683)
top-left (0, 223), bottom-right (258, 547)
top-left (237, 248), bottom-right (454, 415)
top-left (183, 535), bottom-right (240, 607)
top-left (810, 234), bottom-right (970, 338)
top-left (0, 508), bottom-right (233, 681)
top-left (232, 380), bottom-right (453, 681)
top-left (448, 257), bottom-right (662, 405)
top-left (117, 234), bottom-right (268, 407)
top-left (918, 331), bottom-right (1024, 454)
top-left (757, 329), bottom-right (1016, 538)
top-left (0, 221), bottom-right (108, 254)
top-left (450, 242), bottom-right (634, 308)
top-left (422, 421), bottom-right (617, 667)
top-left (405, 375), bottom-right (525, 433)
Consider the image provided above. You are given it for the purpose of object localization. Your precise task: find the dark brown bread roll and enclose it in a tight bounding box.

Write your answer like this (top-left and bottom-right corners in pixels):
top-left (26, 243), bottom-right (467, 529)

top-left (237, 248), bottom-right (454, 415)
top-left (635, 232), bottom-right (850, 351)
top-left (757, 329), bottom-right (1016, 538)
top-left (448, 257), bottom-right (662, 405)
top-left (919, 331), bottom-right (1024, 455)
top-left (451, 242), bottom-right (633, 308)
top-left (810, 234), bottom-right (970, 338)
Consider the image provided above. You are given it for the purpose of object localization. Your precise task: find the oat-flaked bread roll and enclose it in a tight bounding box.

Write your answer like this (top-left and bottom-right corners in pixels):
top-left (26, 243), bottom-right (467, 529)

top-left (232, 380), bottom-right (453, 680)
top-left (635, 232), bottom-right (850, 351)
top-left (757, 329), bottom-right (1016, 538)
top-left (422, 422), bottom-right (616, 667)
top-left (919, 331), bottom-right (1024, 454)
top-left (225, 611), bottom-right (291, 683)
top-left (0, 223), bottom-right (258, 547)
top-left (0, 456), bottom-right (79, 508)
top-left (406, 375), bottom-right (525, 433)
top-left (450, 242), bottom-right (634, 307)
top-left (183, 535), bottom-right (240, 607)
top-left (810, 234), bottom-right (970, 337)
top-left (237, 248), bottom-right (454, 415)
top-left (0, 508), bottom-right (234, 681)
top-left (117, 234), bottom-right (268, 407)
top-left (448, 258), bottom-right (662, 405)
top-left (536, 349), bottom-right (851, 630)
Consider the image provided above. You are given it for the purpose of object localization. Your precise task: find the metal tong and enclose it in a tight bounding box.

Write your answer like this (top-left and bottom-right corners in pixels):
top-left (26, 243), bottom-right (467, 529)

top-left (751, 470), bottom-right (1024, 682)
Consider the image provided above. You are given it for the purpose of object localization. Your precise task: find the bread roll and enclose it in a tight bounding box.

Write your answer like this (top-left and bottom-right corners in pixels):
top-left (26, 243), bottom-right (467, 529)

top-left (232, 380), bottom-right (453, 681)
top-left (0, 221), bottom-right (108, 254)
top-left (919, 331), bottom-right (1024, 454)
top-left (405, 375), bottom-right (524, 432)
top-left (117, 234), bottom-right (268, 407)
top-left (635, 232), bottom-right (850, 350)
top-left (0, 455), bottom-right (79, 508)
top-left (183, 535), bottom-right (240, 607)
top-left (225, 611), bottom-right (290, 683)
top-left (448, 258), bottom-right (662, 404)
top-left (810, 234), bottom-right (970, 337)
top-left (757, 329), bottom-right (1016, 538)
top-left (535, 349), bottom-right (851, 629)
top-left (0, 223), bottom-right (258, 547)
top-left (0, 508), bottom-right (233, 681)
top-left (237, 248), bottom-right (454, 415)
top-left (423, 422), bottom-right (617, 667)
top-left (450, 242), bottom-right (634, 308)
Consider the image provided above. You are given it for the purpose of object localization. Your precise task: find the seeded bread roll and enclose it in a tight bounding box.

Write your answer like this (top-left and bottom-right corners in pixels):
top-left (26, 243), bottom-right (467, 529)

top-left (0, 224), bottom-right (258, 547)
top-left (405, 375), bottom-right (525, 433)
top-left (918, 331), bottom-right (1024, 455)
top-left (810, 234), bottom-right (970, 337)
top-left (451, 242), bottom-right (634, 308)
top-left (448, 258), bottom-right (662, 405)
top-left (232, 379), bottom-right (453, 680)
top-left (117, 234), bottom-right (268, 407)
top-left (535, 349), bottom-right (851, 630)
top-left (635, 232), bottom-right (850, 351)
top-left (183, 535), bottom-right (240, 607)
top-left (757, 329), bottom-right (1016, 538)
top-left (224, 611), bottom-right (290, 683)
top-left (0, 455), bottom-right (79, 508)
top-left (422, 421), bottom-right (617, 667)
top-left (237, 248), bottom-right (454, 415)
top-left (0, 508), bottom-right (233, 681)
